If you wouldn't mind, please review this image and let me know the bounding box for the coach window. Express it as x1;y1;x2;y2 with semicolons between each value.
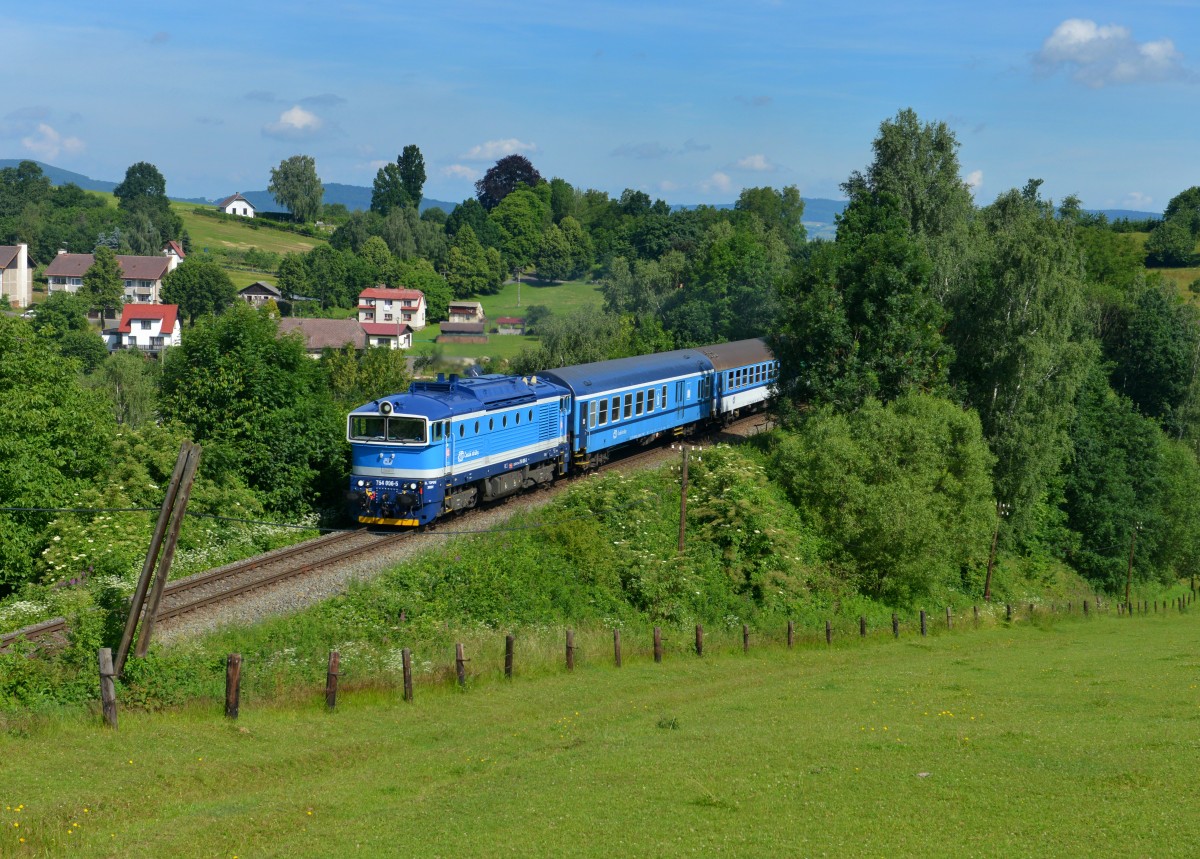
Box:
612;396;620;421
662;384;668;406
589;400;597;428
647;388;655;412
636;391;644;415
624;393;633;419
599;398;609;425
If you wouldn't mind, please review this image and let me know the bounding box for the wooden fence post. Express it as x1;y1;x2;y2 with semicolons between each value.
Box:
566;630;575;672
455;643;467;688
225;653;241;719
787;620;794;648
892;613;899;638
325;651;339;710
742;624;750;654
920;610;927;637
946;607;952;630
973;605;979;625
653;627;663;663
402;648;413;703
613;629;622;668
1006;603;1012;622
97;648;117;730
505;634;514;679
695;624;704;657
825;620;831;645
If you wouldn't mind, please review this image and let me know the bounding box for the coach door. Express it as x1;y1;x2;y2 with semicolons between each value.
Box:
676;380;685;419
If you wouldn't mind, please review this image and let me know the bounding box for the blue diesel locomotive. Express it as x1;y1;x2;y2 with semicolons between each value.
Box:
347;338;776;526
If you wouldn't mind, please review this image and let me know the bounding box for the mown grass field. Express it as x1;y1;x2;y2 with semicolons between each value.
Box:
170;202;326;258
4;610;1199;857
413;278;604;361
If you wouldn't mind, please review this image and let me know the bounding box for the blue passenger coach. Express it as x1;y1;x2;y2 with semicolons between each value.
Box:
698;339;777;423
541;348;713;469
348;373;570;526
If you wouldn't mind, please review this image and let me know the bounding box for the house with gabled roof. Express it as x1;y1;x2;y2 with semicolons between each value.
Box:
44;249;180;304
357;286;426;330
108;304;181;354
361;321;414;350
216;193;255;217
0;243;32;308
238;281;282;306
447;301;485;324
277;317;367;358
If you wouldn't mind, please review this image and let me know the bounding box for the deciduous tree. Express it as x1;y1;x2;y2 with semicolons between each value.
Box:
269;155;323;223
162;257;237;324
475;154;542;211
82;246;124;320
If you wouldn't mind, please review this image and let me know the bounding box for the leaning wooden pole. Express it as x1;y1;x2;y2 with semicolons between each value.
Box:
114;442;191;676
135;443;202;659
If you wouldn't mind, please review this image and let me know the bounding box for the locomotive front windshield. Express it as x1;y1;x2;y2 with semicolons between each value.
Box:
349;415;427;444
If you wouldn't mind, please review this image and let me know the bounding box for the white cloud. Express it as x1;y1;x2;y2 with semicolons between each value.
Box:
1122;191;1154;210
461;138;537;161
965;169;984;191
735;154;776;172
21;123;84;160
263;106;324;139
442;164;479;181
658;180;681;193
1036;19;1188;87
701;172;732;194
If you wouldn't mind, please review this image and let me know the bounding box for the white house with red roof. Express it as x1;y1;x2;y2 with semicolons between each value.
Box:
360;321;413;350
216;193;255;217
44;247;181;304
108;304;181;354
357;286;425;331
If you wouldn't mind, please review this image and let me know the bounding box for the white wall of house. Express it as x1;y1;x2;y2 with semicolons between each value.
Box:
1;244;32;308
122;318;181;350
220;199;255;217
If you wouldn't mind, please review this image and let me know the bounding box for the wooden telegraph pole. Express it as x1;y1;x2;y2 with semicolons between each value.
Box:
114;441;202;674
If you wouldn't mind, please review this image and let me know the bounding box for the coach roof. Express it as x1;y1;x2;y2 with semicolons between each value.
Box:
353;373;569;421
694;338;773;372
540;348;711;397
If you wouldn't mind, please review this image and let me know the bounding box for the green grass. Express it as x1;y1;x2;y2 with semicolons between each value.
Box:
172;202;326;258
4;609;1199;857
413;277;604;362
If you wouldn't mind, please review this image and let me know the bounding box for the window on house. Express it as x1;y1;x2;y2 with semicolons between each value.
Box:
139;320;152;330
384;313;393;321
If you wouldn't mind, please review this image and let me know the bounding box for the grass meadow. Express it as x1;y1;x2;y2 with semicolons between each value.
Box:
3;609;1199;857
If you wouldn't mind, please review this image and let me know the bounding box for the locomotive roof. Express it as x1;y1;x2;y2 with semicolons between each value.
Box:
694;338;774;371
540;348;711;396
353;373;568;420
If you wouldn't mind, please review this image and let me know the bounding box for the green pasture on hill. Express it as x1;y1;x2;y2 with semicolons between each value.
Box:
171;202;326;258
413;278;603;361
4;611;1200;857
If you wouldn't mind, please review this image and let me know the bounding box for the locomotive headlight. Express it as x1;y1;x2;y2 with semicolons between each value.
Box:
357;479;365;488
380;401;393;415
410;482;418;490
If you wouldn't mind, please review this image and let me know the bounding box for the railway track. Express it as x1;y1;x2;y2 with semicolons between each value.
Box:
1;412;771;653
1;528;413;653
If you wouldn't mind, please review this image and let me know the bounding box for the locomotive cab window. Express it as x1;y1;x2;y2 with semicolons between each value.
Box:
432;422;443;442
349;416;387;441
386;416;426;444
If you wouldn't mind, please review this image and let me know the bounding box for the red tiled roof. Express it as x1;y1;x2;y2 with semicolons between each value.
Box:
278;317;367;351
361;322;413;337
165;240;186;259
358;286;424;303
496;317;524;325
44;253;170;280
117;304;178;333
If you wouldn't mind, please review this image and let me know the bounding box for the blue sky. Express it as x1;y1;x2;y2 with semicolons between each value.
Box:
4;1;1197;212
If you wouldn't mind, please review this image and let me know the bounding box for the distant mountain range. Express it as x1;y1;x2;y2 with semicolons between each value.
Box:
0;159;1160;238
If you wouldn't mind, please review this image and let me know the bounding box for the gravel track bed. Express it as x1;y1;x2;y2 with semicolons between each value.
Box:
157;418;768;643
